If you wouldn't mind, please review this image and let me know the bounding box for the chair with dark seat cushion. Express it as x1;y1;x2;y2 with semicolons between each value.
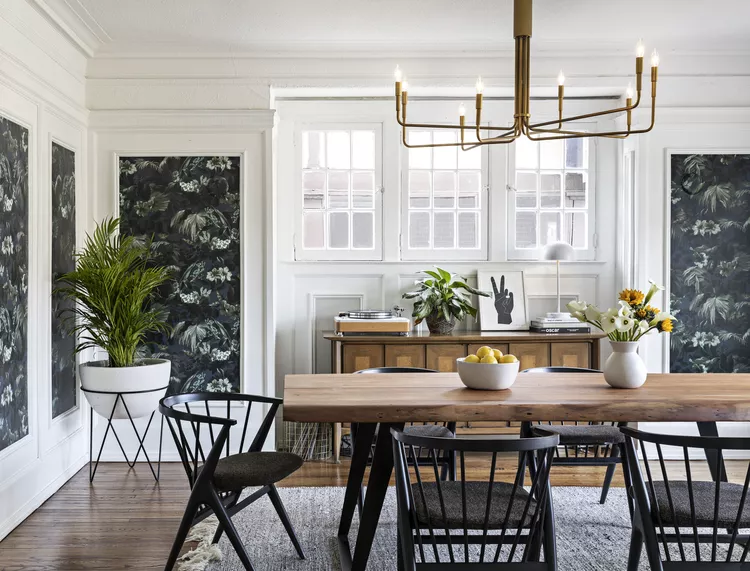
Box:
623;427;750;570
392;427;559;570
205;451;304;491
521;366;631;509
160;393;305;571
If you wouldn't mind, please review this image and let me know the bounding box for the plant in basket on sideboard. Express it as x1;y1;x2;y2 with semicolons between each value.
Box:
567;280;674;389
403;267;490;335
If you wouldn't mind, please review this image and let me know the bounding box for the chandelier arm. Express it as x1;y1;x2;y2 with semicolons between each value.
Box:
527;91;643;130
525;102;655;142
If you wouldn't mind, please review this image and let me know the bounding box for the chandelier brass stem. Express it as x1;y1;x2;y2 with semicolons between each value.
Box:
395;0;658;149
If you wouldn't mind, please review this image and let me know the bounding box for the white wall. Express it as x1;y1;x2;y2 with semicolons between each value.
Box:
0;0;89;541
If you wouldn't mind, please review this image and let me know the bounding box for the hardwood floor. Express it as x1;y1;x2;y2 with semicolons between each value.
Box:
0;457;745;570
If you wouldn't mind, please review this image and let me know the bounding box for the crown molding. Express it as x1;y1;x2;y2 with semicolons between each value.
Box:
26;0;107;57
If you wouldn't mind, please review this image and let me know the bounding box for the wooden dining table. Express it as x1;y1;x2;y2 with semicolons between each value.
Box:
283;371;750;571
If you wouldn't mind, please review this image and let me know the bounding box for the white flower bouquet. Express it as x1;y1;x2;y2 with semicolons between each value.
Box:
567;280;675;342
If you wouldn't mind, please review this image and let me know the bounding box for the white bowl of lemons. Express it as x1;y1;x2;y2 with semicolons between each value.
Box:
457;346;520;390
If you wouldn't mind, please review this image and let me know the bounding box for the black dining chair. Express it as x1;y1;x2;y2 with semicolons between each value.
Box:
160;393;305;571
622;427;750;570
391;426;560;570
520;366;632;509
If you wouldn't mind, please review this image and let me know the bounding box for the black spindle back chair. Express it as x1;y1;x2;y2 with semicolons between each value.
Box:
521;366;631;508
392;427;559;570
623;427;750;571
160;393;305;571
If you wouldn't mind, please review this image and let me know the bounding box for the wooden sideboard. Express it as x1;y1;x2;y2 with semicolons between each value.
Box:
323;330;604;461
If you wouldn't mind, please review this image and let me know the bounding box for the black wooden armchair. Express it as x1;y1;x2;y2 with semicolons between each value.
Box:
159;392;305;571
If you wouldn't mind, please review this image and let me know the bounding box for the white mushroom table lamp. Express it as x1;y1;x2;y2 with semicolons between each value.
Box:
542;241;575;319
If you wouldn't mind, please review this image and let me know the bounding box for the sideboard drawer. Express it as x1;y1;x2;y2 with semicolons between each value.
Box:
509;342;550;370
385;344;426;369
426;344;467;372
551;342;591;369
343;345;385;373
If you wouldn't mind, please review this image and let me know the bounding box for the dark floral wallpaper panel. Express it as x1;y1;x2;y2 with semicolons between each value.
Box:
51;142;77;418
670;154;750;373
0;115;29;452
119;156;241;394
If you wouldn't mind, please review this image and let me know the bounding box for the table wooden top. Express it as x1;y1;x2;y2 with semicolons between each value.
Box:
283;372;750;423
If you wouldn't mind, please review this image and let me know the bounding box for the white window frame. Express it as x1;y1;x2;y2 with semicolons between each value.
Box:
294;122;384;261
506;130;597;261
400;132;490;261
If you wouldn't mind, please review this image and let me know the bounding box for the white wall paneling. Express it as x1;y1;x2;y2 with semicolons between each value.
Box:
0;2;89;540
89;112;275;460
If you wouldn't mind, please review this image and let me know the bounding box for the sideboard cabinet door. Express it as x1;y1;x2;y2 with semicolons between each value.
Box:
426;345;467;372
343;345;385;373
385;344;426;369
509;343;550;370
551;342;591;369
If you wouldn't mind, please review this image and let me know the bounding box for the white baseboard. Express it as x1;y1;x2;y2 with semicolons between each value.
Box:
0;453;88;541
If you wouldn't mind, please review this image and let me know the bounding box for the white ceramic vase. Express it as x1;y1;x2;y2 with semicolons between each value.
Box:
603;341;647;389
80;358;171;419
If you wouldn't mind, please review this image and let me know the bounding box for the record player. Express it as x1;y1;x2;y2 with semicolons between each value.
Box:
334;309;411;336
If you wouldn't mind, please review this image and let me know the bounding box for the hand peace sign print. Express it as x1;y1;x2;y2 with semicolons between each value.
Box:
491;275;514;325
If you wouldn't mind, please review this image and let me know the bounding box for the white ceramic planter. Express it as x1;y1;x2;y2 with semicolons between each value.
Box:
80;358;171;419
603;341;647;389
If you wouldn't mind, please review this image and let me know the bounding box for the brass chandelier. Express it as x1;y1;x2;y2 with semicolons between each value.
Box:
395;0;659;149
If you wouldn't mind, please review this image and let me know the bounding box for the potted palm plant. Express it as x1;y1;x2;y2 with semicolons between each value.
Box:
403;267;490;334
56;217;172;419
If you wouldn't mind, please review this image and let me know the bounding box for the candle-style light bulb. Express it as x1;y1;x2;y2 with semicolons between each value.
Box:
475;76;484;94
394;65;403;82
636;39;645;58
651;49;660;67
458;103;466;117
401;78;409;92
557;70;565;86
626;83;634;99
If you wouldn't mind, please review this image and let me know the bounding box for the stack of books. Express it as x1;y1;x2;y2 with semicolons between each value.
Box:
530;316;590;334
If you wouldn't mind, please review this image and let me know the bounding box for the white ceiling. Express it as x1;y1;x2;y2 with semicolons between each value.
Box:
54;0;750;56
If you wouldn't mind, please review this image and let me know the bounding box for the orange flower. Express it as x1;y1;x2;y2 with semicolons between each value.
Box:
619;289;645;306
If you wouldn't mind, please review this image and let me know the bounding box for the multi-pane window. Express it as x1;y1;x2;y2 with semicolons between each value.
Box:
297;127;382;260
402;130;488;260
510;136;592;258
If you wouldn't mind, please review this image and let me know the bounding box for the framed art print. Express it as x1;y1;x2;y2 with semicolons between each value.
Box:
477;271;528;331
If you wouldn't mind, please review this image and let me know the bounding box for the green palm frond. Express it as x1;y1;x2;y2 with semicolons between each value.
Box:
54;217;172;368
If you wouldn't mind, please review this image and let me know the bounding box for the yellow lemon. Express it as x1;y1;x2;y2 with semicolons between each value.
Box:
492;348;503;360
480;355;498;364
499;354;518;364
464;354;480;363
476;346;493;359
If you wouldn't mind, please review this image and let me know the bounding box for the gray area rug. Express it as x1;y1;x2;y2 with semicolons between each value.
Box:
203;486;646;570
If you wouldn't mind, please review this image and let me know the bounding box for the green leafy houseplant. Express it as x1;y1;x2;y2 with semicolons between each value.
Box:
55;217;172;368
403;267;490;334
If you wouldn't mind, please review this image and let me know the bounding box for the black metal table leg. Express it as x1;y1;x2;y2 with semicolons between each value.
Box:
339;423;376;533
697;421;728;482
346;422;404;571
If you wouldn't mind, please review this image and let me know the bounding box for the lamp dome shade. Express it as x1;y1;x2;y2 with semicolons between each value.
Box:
542;241;575;261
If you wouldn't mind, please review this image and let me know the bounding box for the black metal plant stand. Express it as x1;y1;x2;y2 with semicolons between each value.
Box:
83;386;166;483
